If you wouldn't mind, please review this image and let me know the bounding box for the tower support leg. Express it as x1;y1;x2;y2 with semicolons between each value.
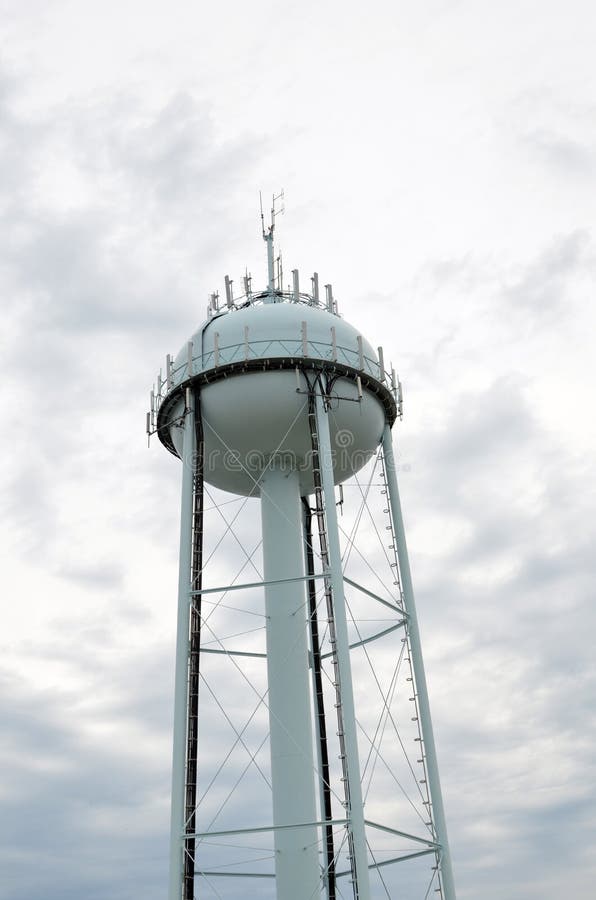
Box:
303;501;336;900
169;397;196;900
314;389;371;900
381;423;457;900
260;463;320;900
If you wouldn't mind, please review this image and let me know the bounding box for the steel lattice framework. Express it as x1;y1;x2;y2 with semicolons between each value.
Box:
149;207;456;900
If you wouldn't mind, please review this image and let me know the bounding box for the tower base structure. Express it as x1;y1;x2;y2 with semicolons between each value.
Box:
150;254;456;900
163;383;455;900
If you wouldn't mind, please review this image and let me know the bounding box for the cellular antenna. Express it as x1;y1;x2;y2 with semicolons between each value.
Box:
260;189;284;298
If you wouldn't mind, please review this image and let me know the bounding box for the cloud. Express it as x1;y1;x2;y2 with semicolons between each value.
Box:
1;5;596;898
522;127;596;175
503;230;592;314
0;663;170;900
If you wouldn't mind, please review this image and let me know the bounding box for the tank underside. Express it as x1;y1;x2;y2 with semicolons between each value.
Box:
157;357;397;495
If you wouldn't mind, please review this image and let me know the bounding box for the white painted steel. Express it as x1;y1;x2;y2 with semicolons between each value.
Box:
171;301;379;387
265;231;275;293
315;389;371;900
165;301;387;496
377;347;385;382
155;268;457;899
381;423;457;900
168;370;384;497
260;464;320;899
168;398;196;900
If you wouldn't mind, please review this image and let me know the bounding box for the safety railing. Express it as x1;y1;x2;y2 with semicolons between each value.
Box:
148;334;402;436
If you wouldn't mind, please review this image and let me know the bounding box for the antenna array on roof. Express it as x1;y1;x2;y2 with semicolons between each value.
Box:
204;195;341;319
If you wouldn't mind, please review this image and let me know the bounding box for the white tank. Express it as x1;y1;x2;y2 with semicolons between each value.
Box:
158;293;395;496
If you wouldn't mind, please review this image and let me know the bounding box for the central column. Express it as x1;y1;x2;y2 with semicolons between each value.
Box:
260;462;320;900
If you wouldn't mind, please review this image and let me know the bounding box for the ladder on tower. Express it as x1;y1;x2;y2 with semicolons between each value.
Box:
303;498;337;900
183;397;205;900
307;375;359;900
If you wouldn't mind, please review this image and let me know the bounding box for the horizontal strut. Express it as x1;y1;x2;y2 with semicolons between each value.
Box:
188;818;348;840
189;573;326;597
335;848;437;877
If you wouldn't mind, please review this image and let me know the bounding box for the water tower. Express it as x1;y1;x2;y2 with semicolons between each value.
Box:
148;198;456;900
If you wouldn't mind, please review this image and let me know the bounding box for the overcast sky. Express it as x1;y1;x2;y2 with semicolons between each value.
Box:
1;1;595;898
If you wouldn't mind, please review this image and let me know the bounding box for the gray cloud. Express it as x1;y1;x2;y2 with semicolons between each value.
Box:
521;128;596;176
1;6;595;898
503;230;592;314
0;666;169;900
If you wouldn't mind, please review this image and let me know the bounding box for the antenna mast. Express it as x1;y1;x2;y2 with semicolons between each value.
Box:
261;190;284;298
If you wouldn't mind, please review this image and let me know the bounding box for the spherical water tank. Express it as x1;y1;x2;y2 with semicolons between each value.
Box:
157;295;396;496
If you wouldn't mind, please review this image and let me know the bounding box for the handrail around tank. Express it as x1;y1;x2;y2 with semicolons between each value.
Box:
166;338;389;391
155;355;398;459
